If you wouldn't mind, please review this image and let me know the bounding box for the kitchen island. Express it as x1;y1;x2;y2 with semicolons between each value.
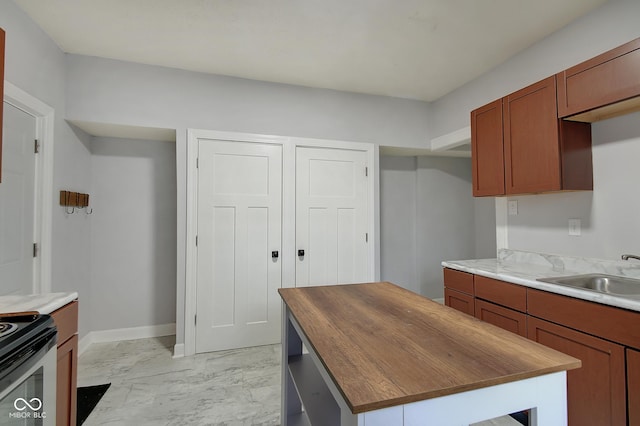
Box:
279;282;580;426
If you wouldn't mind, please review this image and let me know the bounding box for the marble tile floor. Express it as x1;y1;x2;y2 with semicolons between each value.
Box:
77;337;281;426
78;337;520;426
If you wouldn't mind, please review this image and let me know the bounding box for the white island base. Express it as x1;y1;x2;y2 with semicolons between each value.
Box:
282;308;569;426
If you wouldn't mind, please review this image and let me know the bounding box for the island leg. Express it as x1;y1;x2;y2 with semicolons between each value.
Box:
281;305;303;425
528;371;568;426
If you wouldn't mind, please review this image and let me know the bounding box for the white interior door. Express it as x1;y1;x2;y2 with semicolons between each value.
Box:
296;147;368;287
0;103;36;296
196;139;282;353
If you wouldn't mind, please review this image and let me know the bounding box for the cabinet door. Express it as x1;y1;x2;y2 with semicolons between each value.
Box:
444;288;474;316
471;99;504;196
57;334;78;426
528;317;626;426
557;38;640;121
504;76;561;194
629;348;640;426
475;299;526;337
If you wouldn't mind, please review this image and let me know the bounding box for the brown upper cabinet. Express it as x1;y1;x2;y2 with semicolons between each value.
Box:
472;76;593;196
1;27;5;183
557;38;640;122
471;99;504;196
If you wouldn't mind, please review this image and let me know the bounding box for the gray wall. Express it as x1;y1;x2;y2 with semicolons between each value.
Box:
0;2;94;337
431;0;640;261
65;55;432;148
64;54;434;345
379;156;419;293
506;113;640;259
430;0;640;139
380;156;496;299
90;137;177;331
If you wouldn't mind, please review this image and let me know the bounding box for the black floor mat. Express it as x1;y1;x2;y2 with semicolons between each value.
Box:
76;383;111;425
509;411;528;425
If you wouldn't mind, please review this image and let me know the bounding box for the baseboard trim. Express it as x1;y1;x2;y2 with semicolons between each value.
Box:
172;343;185;359
432;297;445;305
78;323;176;356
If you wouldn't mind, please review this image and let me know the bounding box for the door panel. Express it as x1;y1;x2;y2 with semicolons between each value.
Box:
0;103;36;295
296;147;368;287
196;140;282;353
528;316;626;426
628;348;640;426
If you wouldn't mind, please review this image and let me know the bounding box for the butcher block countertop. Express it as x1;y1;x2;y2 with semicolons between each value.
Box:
279;282;581;414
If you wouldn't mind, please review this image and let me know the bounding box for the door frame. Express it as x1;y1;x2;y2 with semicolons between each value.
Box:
3;82;55;293
184;129;378;356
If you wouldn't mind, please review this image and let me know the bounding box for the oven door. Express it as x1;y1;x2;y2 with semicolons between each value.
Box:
0;328;57;426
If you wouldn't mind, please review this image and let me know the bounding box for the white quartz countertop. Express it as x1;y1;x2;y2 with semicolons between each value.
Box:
0;292;78;315
442;250;640;312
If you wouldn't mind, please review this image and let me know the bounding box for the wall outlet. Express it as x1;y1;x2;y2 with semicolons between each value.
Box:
508;200;518;216
568;218;581;236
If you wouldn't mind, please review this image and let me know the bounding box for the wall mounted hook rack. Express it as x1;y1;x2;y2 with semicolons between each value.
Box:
60;190;92;214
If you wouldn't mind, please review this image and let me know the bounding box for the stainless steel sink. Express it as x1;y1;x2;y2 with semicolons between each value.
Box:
537;274;640;296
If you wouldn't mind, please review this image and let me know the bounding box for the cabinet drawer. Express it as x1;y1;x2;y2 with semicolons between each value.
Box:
558;38;640;120
443;268;473;295
475;299;527;337
51;301;78;346
474;276;526;312
444;288;474;317
527;289;640;349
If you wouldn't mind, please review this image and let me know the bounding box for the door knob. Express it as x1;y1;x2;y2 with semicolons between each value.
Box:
272;251;279;259
298;249;305;257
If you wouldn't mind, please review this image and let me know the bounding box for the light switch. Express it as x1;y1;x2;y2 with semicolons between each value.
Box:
568;219;581;236
508;200;518;216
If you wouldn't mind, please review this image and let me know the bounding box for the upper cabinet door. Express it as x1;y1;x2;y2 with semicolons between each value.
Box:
471;99;504;196
557;38;640;122
503;76;562;194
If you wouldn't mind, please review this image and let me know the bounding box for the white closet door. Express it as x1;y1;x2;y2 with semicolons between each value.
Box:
295;147;368;287
196;140;282;353
0;103;36;296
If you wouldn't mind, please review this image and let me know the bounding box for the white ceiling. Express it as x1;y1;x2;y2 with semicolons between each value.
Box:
15;0;608;102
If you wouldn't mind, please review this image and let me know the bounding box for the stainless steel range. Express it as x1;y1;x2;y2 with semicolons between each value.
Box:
0;314;57;425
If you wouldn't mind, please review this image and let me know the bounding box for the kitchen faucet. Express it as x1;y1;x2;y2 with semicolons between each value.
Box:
621;254;640;261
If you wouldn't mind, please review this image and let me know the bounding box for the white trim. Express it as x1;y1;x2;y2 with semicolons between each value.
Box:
172;343;185;359
495;197;509;253
430;126;471;151
184;129;378;356
372;145;381;281
78;323;176;356
431;297;445;304
185;130;199;357
3;82;55;294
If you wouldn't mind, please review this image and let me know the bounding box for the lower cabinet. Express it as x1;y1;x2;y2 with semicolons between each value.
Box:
474;299;526;337
629;348;640;426
444;288;474;316
443;268;639;425
528;316;627;426
57;334;78;426
51;301;79;426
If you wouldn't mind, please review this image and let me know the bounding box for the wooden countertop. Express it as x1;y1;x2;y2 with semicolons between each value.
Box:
279;282;580;414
